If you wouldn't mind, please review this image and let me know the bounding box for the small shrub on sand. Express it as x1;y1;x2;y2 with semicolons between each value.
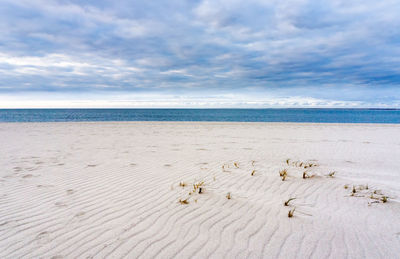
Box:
226;192;231;199
284;198;296;206
234;162;239;168
251;170;256;176
381;196;388;203
344;184;349;189
288;208;295;218
179;181;187;188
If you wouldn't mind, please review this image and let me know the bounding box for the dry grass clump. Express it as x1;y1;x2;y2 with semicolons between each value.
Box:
179;198;189;205
226;192;231;199
286;159;318;169
192;181;205;194
251;170;256;176
279;169;288;181
284;198;296;206
303;171;315;179
328;171;336;177
234;162;239;168
348;184;390;204
288;208;295;218
179;181;187;188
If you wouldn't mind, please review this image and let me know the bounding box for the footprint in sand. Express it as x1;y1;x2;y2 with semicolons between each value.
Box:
37;184;54;188
22;174;33;178
87;164;97;167
66;189;75;195
55;201;68;208
75;211;85;217
36;231;51;244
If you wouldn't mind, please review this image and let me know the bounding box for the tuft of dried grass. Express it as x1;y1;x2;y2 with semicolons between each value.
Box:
226;192;231;199
288;208;295;218
251;170;256;176
303;171;314;179
179;198;189;205
286;159;291;165
279;169;288;181
192;181;205;194
284;198;296;206
328;171;336;177
179;181;187;188
234;162;239;168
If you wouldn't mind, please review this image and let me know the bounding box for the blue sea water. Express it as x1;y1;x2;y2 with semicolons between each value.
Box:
0;109;399;123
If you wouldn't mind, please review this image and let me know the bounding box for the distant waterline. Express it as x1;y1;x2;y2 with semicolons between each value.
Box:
0;109;399;123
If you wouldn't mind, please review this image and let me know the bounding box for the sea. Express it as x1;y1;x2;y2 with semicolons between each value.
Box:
0;109;400;123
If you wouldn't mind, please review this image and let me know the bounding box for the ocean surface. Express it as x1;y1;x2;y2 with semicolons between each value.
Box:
0;109;399;123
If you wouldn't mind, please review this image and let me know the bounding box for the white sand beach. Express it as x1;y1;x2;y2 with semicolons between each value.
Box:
0;122;399;258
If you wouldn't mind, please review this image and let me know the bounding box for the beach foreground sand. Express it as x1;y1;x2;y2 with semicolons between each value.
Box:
0;122;399;258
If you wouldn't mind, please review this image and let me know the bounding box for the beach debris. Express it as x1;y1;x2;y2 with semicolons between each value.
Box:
284;198;296;206
288;208;295;218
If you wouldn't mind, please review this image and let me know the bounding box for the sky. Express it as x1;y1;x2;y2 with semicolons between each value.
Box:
0;0;400;108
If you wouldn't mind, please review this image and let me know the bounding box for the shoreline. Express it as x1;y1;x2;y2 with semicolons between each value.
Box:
1;120;400;125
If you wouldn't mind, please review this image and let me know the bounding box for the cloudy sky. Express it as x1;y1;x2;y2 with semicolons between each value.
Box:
1;0;400;108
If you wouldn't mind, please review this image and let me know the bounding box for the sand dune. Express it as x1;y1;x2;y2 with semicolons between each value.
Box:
0;122;399;258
